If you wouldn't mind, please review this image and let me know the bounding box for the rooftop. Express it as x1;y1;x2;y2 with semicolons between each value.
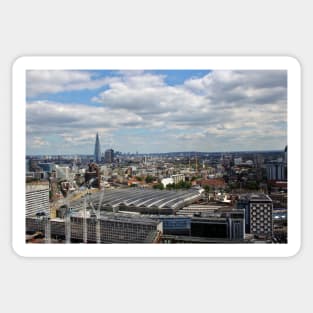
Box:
26;183;49;192
67;187;202;212
238;193;272;202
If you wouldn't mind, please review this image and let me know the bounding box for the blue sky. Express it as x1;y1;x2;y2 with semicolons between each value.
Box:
27;70;211;105
26;69;287;155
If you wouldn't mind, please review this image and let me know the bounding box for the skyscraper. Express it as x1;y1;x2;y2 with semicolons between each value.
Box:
104;149;114;163
94;132;101;163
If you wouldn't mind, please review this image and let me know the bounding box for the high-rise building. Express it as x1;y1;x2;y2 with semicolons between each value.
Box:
237;193;273;238
266;162;287;181
266;146;288;181
26;184;50;217
94;132;101;163
104;149;114;163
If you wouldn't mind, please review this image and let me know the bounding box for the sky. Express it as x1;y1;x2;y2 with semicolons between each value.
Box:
26;69;287;155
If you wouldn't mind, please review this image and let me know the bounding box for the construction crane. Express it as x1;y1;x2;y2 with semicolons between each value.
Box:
83;197;88;243
35;212;50;243
86;185;103;244
64;199;72;244
44;216;51;244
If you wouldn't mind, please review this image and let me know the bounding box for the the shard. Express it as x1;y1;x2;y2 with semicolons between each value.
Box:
94;132;101;163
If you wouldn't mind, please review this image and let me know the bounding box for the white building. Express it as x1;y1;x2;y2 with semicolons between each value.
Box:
171;174;185;185
161;177;174;188
234;157;242;165
26;184;50;217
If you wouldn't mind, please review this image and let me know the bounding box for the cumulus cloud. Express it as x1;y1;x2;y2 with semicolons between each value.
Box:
28;136;49;147
92;73;205;117
26;70;118;97
27;101;143;131
185;70;287;106
26;70;287;154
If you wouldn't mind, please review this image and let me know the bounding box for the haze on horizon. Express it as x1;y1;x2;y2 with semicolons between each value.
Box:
26;69;287;155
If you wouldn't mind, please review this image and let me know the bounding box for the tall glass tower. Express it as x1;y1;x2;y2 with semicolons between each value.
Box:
94;132;101;163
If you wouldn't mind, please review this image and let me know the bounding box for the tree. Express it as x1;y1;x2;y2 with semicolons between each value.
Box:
166;181;191;190
166;183;175;190
203;185;211;194
153;183;164;190
246;180;259;190
145;175;154;183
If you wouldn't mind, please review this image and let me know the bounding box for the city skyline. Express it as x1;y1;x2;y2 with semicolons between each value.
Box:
26;69;287;155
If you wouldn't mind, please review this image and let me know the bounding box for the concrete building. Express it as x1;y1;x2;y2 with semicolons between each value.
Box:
171;174;185;185
237;193;273;238
26;212;162;243
26;184;50;217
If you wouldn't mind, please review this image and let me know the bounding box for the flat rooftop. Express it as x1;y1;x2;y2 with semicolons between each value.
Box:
238;193;272;202
26;184;49;192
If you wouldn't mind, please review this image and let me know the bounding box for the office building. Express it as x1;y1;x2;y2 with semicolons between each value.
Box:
171;174;185;185
94;132;101;163
26;184;50;217
29;159;41;172
55;166;70;180
237;193;273;237
26;212;162;243
266;162;287;181
154;216;191;235
104;149;114;163
266;146;287;181
38;162;54;173
189;210;244;241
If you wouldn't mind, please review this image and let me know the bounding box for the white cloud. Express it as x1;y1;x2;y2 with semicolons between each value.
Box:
28;136;49;147
26;70;287;153
27;70;118;97
92;72;205;115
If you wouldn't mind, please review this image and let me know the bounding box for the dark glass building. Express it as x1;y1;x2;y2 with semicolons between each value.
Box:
105;149;114;163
